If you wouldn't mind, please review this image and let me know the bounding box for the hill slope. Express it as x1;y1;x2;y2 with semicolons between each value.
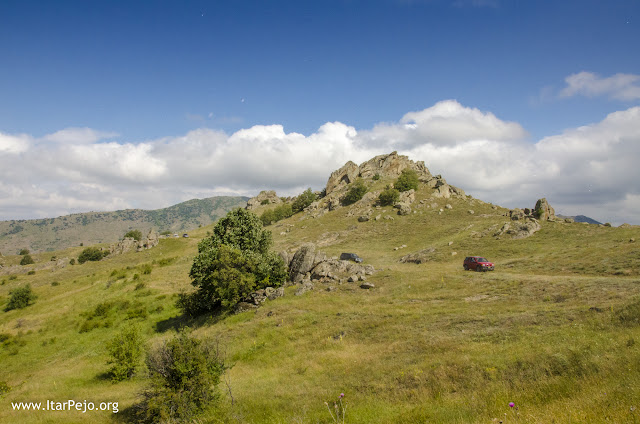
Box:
0;196;248;254
1;153;639;423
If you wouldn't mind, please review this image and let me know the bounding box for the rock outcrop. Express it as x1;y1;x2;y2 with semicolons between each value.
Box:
285;243;375;288
109;229;159;256
493;218;541;239
534;198;556;221
246;190;283;210
325;161;360;196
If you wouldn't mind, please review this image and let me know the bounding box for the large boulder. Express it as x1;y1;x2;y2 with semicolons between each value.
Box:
534;198;555;221
289;243;317;282
246;190;282;210
395;202;412;216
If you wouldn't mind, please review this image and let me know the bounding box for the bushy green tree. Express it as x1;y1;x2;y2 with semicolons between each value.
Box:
124;229;143;241
5;285;36;311
107;325;144;382
342;179;368;205
77;247;108;264
19;254;34;266
139;330;226;423
394;169;419;192
180;208;286;316
18;249;29;255
379;188;400;206
292;188;317;213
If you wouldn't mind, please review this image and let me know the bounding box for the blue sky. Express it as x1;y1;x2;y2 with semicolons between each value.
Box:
1;0;639;224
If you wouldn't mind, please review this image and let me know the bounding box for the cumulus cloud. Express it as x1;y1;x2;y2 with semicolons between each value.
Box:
0;101;639;225
0;132;31;154
560;71;640;101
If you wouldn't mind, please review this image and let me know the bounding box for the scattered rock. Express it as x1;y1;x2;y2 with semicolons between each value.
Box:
384;215;395;220
448;241;453;246
468;210;474;214
445;204;453;210
395;202;411;215
358;215;370;222
295;281;314;296
360;282;375;289
399;247;436;264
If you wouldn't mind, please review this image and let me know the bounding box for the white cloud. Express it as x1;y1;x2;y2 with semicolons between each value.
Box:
42;127;118;144
560;71;640;101
0;100;639;225
0;132;30;154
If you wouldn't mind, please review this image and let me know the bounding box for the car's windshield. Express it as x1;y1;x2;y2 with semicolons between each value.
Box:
477;258;489;262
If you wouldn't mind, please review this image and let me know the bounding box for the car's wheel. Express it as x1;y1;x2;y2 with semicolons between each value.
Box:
475;266;482;272
463;264;469;271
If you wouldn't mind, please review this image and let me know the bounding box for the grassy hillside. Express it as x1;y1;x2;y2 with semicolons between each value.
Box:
1;179;639;423
0;196;248;254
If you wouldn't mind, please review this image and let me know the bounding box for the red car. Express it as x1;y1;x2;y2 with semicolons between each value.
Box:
463;256;495;272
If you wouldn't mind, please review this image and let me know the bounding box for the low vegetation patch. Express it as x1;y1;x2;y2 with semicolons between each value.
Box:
5;284;36;311
106;325;144;382
78;246;109;264
342;178;368;205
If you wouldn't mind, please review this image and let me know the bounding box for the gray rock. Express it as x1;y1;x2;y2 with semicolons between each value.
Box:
289;243;317;282
294;281;314;296
360;282;375;289
399;247;436;264
395;202;411;215
534;198;556;221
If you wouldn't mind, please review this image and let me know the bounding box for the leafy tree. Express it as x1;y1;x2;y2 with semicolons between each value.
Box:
107;325;144;382
5;285;36;311
139;330;226;423
77;247;108;264
292;188;317;213
19;254;34;266
342;179;368;205
124;229;143;241
379;188;400;206
180;208;286;316
18;249;29;255
394;169;419;192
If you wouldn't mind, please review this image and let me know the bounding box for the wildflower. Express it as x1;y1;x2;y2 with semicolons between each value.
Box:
509;402;515;408
340;393;345;398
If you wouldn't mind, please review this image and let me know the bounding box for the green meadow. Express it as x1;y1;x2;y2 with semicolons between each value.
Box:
1;184;639;423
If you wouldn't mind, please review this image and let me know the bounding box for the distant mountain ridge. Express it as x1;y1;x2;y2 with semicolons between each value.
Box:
557;214;603;225
0;196;248;253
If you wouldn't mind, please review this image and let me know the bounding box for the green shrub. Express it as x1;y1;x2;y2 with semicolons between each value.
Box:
51;281;60;286
135;282;146;290
124;229;143;241
20;255;34;266
342;179;368;205
372;173;381;181
0;381;10;398
27;270;36;275
107;325;144;382
138;330;226;423
292;188;317;213
5;285;37;311
77;247;108;264
273;203;293;221
140;263;153;275
260;199;270;205
8;275;17;281
18;249;29;255
50;256;57;261
260;209;276;226
69;258;76;265
379;188;400;206
180;209;286;316
394;169;419;192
